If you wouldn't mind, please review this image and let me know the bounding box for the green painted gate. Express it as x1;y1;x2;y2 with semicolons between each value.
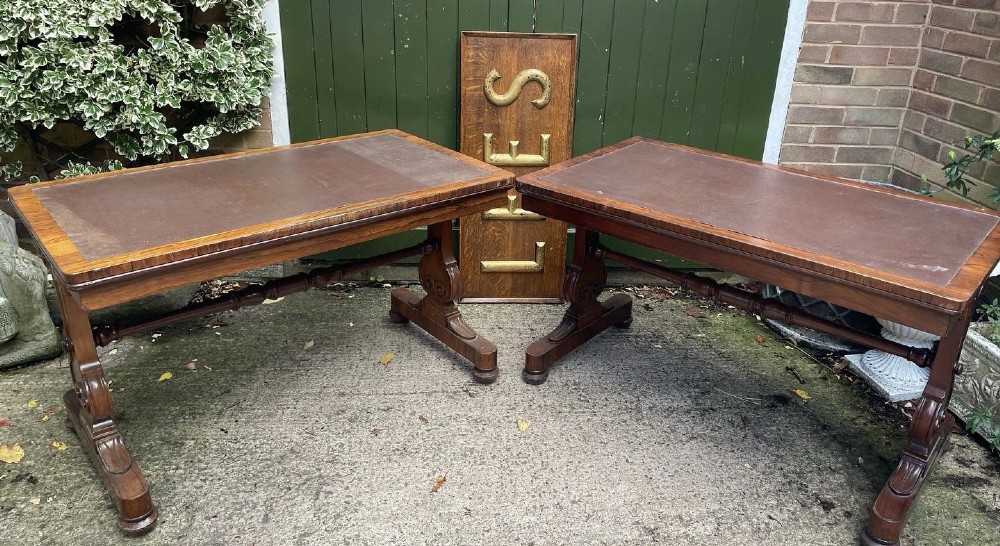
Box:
280;0;789;158
278;0;790;262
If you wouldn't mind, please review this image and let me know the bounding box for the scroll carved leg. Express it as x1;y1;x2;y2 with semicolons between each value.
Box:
523;229;633;384
390;222;499;383
862;306;972;546
55;282;157;535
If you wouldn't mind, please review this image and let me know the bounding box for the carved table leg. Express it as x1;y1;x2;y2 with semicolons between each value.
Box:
862;306;972;546
55;282;157;535
390;222;499;383
523;229;633;384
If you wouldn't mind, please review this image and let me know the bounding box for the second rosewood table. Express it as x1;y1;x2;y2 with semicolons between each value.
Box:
8;129;513;535
516;137;1000;546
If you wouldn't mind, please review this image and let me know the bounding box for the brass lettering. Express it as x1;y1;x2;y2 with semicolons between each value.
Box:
483;68;552;109
480;242;546;273
483;133;550;167
483;195;545;221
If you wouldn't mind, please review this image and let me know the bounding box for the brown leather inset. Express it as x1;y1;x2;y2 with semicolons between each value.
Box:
34;134;487;260
537;141;999;286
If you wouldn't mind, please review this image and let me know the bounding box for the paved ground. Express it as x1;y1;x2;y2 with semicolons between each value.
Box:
1;281;998;545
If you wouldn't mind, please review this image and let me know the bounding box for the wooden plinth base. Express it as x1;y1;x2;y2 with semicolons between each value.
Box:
64;389;157;536
390;287;498;383
863;403;956;546
524;294;633;384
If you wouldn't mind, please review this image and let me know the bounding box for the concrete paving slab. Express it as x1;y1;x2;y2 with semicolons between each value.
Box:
1;285;998;545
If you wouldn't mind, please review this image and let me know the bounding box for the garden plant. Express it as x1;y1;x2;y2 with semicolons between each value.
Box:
0;0;273;181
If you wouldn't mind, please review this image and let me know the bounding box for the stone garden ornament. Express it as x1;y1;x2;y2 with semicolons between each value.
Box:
0;212;61;369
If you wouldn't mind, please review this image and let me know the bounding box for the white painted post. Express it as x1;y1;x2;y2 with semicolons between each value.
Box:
263;0;291;146
762;0;808;165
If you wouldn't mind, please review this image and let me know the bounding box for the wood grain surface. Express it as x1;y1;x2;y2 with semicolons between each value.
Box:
458;32;576;300
10;130;514;308
518;137;1000;329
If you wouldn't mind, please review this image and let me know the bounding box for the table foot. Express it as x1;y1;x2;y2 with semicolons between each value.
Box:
523;229;632;384
55;281;157;535
65;389;158;536
524;295;632;383
389;222;498;383
391;288;498;383
863;306;970;546
863;399;954;546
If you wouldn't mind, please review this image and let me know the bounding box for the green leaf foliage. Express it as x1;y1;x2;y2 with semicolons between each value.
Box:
0;0;273;180
940;130;1000;202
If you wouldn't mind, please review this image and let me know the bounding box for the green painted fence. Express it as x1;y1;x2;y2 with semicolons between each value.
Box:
279;0;790;160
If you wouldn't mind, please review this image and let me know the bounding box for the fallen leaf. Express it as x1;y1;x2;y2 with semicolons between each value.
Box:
114;387;126;393
157;372;173;382
184;362;197;371
51;441;68;451
303;340;315;350
0;444;25;464
431;474;447;493
685;309;707;320
792;389;811;400
516;420;531;432
755;334;766;344
28;498;40;505
418;415;429;425
379;352;396;366
262;297;284;304
26;400;38;409
46;406;59;414
109;348;118;355
833;358;850;372
41;415;50;422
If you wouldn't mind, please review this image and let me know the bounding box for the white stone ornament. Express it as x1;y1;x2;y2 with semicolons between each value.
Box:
846;318;936;402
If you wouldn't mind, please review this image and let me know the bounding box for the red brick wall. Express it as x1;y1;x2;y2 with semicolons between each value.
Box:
894;0;1000;202
781;1;928;182
781;0;1000;205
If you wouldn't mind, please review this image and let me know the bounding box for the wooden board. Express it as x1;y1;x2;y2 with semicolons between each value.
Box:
458;31;577;301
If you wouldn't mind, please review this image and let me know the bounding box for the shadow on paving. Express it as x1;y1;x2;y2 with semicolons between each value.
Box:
1;285;998;545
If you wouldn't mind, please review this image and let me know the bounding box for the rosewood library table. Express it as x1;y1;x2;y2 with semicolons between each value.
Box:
516;138;1000;546
8;130;513;535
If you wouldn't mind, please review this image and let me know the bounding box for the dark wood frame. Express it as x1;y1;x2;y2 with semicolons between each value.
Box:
8;130;513;536
516;137;1000;546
